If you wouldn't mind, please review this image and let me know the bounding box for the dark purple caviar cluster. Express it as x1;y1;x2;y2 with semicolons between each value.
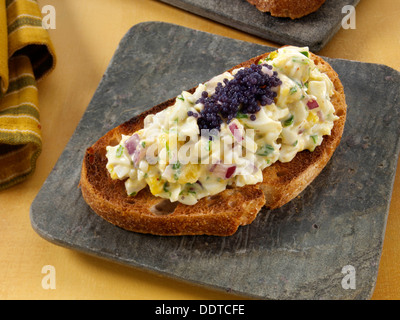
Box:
189;63;282;131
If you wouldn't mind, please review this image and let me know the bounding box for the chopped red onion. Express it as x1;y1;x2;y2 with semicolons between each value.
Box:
133;148;145;167
225;166;236;179
307;99;319;110
228;122;244;141
209;162;236;179
125;134;140;155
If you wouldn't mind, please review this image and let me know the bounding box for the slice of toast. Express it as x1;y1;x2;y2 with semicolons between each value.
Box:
246;0;326;19
80;50;346;236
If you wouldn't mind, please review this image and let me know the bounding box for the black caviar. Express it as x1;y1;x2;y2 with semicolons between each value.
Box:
192;63;282;131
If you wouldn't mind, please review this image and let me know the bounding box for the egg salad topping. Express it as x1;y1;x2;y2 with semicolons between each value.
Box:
106;46;338;205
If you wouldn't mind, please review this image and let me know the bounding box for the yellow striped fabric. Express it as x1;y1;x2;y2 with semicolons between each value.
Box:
0;0;56;190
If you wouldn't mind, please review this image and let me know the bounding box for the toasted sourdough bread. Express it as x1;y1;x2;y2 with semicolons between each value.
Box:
80;50;347;236
246;0;326;19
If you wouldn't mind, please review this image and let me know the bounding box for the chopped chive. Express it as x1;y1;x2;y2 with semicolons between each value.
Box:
300;51;309;58
129;192;137;197
141;141;146;148
311;135;318;144
292;58;309;65
257;144;274;157
289;86;298;95
283;115;294;127
236;111;249;119
206;140;212;151
172;161;181;170
293;140;298;147
183;183;197;195
177;95;184;101
163;182;169;191
116;145;124;158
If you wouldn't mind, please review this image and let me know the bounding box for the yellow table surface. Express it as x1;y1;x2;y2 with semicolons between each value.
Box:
1;0;399;300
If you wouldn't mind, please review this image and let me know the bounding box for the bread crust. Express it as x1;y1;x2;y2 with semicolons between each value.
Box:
246;0;326;19
80;49;346;236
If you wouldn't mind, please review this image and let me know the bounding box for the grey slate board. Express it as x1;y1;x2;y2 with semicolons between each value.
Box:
158;0;360;52
30;22;400;300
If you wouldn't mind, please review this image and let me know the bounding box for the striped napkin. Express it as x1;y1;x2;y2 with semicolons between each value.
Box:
0;0;56;190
